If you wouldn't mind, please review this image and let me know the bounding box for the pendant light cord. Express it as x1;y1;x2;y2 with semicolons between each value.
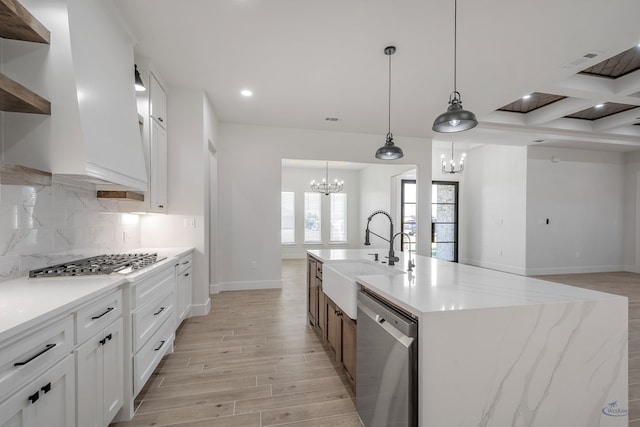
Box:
453;0;457;93
388;50;392;136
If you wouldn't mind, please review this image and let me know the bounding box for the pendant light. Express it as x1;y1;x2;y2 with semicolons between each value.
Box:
134;64;146;92
375;46;404;160
432;0;477;133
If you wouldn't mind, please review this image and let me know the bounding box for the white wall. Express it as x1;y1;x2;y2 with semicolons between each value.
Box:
359;164;417;252
525;146;625;275
459;145;528;275
218;123;431;291
624;151;640;272
281;166;361;259
140;87;216;315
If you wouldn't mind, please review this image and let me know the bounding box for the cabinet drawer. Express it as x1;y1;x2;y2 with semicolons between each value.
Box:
132;266;174;310
76;289;123;345
177;253;193;274
0;315;74;402
132;289;174;351
133;316;175;396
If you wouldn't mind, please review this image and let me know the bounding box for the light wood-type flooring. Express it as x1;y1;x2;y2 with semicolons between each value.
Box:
539;272;640;426
111;259;361;427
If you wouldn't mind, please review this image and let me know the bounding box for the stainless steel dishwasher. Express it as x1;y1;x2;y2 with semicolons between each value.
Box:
356;290;418;427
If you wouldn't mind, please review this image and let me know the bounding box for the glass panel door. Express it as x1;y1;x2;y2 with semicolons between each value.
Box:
431;181;458;262
401;180;417;254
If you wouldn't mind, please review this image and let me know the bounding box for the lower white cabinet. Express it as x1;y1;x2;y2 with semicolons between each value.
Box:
0;355;75;427
76;318;123;427
175;252;193;325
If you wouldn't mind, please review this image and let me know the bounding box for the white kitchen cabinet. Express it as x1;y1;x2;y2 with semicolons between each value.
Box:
175;253;193;325
76;318;123;427
0;316;74;403
149;119;168;213
0;355;75;427
149;73;167;129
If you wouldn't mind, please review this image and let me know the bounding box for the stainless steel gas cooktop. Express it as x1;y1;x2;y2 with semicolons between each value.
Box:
29;253;167;278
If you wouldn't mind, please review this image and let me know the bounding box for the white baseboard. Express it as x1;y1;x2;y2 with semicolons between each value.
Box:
190;297;211;316
623;264;639;273
219;279;283;291
209;283;220;294
525;264;627;276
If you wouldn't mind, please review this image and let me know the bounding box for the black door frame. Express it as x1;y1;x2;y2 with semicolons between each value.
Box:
432;180;459;262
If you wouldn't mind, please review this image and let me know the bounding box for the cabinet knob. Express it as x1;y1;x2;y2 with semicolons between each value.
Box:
158;205;164;208
158;117;164;122
28;391;39;404
184;273;190;277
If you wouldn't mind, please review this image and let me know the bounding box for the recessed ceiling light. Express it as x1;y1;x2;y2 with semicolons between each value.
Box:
240;89;253;97
594;103;605;108
522;94;531;100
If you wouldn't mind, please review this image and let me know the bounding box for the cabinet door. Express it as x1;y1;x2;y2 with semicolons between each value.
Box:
150;119;168;213
307;257;317;326
76;335;102;427
341;315;357;383
183;268;192;319
149;73;167;128
326;298;341;358
176;267;192;324
0;355;74;427
102;318;124;425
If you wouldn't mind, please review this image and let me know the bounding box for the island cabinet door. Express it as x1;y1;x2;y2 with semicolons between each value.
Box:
307;257;317;326
341;315;356;383
326;298;342;360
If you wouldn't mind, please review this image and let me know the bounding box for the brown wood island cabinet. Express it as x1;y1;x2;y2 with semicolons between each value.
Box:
306;254;357;390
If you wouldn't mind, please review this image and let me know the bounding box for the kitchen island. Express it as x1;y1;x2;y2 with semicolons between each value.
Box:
309;249;628;427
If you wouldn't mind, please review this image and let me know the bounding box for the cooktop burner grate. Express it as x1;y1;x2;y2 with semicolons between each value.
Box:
29;253;166;278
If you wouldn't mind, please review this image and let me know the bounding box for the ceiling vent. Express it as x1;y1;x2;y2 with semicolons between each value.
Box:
563;52;600;69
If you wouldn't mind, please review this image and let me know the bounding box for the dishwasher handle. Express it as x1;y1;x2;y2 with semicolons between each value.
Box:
358;302;415;349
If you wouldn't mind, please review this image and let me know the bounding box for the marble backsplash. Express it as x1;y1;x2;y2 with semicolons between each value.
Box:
0;177;141;281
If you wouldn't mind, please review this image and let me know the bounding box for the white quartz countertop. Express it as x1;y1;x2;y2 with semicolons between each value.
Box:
308;249;624;316
0;247;194;341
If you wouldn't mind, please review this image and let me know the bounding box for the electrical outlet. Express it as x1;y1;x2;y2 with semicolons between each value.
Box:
183;217;196;228
251;261;257;269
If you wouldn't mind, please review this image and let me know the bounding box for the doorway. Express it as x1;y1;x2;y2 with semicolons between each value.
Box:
432;181;458;262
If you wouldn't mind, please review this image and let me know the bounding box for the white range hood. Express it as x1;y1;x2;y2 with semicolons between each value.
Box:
1;0;148;190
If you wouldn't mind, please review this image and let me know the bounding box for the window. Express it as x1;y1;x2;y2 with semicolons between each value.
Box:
330;193;347;243
304;192;321;243
281;192;295;244
401;180;417;254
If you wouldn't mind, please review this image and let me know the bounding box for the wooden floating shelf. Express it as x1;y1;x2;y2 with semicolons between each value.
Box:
0;0;50;44
1;162;52;186
97;191;145;202
0;72;51;114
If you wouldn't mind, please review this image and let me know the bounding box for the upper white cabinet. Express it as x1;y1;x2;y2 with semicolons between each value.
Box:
149;73;167;129
149;119;168;213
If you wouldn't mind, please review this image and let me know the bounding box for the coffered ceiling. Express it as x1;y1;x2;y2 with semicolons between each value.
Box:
113;0;640;153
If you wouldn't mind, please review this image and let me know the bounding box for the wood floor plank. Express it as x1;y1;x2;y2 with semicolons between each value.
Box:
260;398;356;426
110;401;234;426
267;413;363;427
234;387;352;414
136;385;272;414
163;413;261;427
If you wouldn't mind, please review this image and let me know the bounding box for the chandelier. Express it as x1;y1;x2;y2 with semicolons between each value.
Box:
311;162;344;195
441;142;465;174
